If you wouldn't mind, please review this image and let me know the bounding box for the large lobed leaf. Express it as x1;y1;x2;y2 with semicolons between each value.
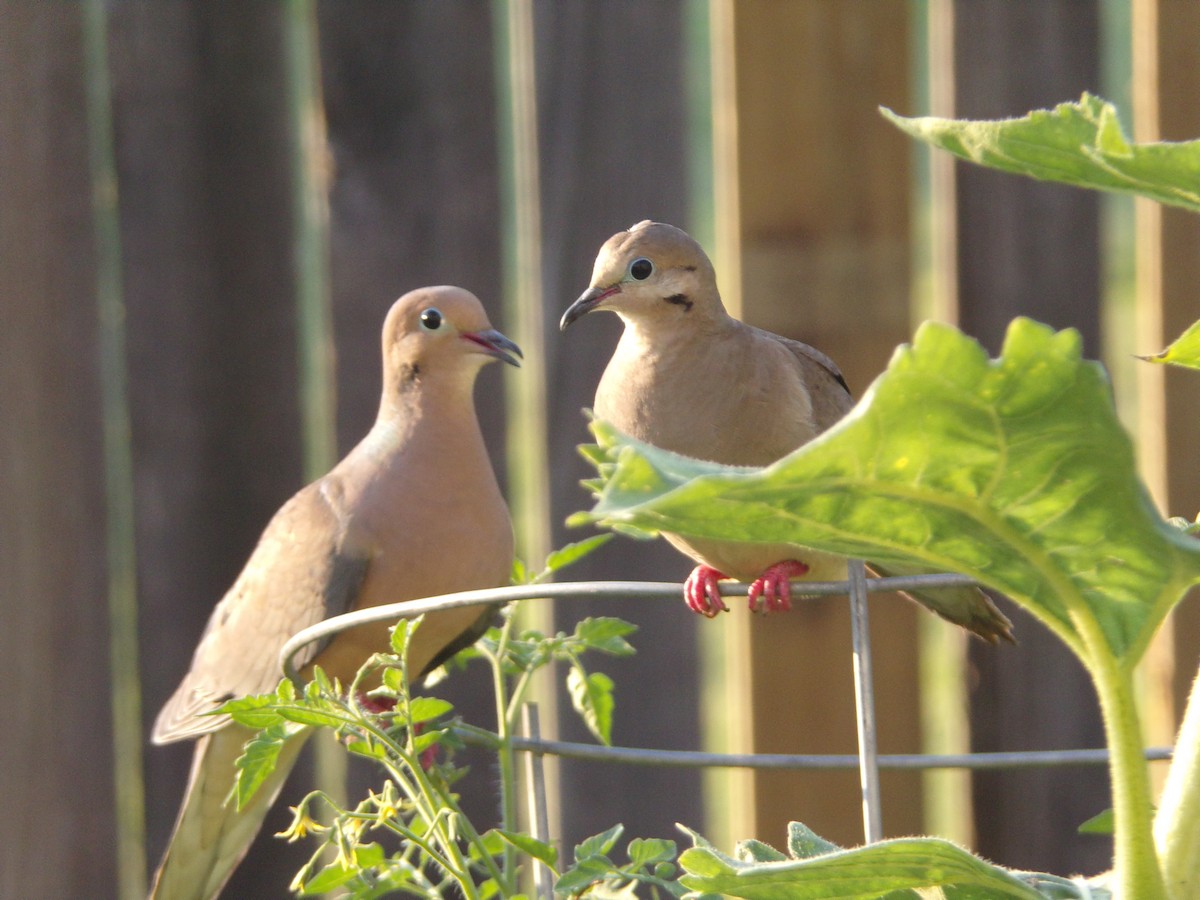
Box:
882;93;1200;213
575;319;1200;666
677;824;1103;899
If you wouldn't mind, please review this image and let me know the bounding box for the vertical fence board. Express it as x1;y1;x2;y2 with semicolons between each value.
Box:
953;0;1112;877
316;0;507;832
716;1;922;847
1132;0;1200;732
108;5;314;892
0;5;117;897
537;0;705;852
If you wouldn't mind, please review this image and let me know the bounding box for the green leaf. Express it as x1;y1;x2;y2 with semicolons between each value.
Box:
496;828;559;869
736;840;788;864
1139;318;1200;371
882;93;1200;213
577;318;1200;667
405;696;454;725
233;722;302;808
678;836;1046;899
1078;808;1115;835
542;534;613;575
568;667;616;746
786;822;841;860
573;616;638;655
627;837;676;869
389;617;418;656
556;856;617;894
220;693;286;730
576;824;626;862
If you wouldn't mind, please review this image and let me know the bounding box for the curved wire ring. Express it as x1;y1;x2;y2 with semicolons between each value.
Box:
279;573;978;682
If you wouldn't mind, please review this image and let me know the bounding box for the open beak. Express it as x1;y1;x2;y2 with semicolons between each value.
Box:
462;329;523;367
560;285;620;331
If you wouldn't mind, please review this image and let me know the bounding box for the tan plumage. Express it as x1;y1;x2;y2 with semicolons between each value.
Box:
150;286;520;899
561;220;1011;641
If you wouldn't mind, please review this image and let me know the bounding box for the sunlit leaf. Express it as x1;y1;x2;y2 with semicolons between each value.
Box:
883;93;1200;213
576;319;1200;667
233;722;303;808
543;534;614;574
576;824;626;862
679;835;1046;899
574;616;638;655
568;667;616;746
1139;319;1200;371
496;828;559;869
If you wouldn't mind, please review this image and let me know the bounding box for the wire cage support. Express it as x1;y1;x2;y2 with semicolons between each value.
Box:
279;571;1174;855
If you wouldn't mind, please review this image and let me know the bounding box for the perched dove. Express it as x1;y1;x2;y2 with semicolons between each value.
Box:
561;220;1011;642
150;286;521;899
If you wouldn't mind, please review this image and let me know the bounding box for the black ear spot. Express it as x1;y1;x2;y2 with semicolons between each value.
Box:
665;293;694;312
629;257;654;280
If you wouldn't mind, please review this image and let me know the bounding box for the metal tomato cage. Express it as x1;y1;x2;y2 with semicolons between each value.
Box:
281;565;1173;897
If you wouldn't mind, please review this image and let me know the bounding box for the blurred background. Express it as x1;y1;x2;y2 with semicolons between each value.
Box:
3;1;1200;897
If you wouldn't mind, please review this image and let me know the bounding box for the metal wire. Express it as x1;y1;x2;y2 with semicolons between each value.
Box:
278;572;1172;848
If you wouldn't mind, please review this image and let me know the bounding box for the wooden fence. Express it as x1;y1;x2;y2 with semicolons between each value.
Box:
1;2;1196;897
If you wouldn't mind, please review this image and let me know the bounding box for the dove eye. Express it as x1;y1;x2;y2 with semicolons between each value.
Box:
629;257;654;281
419;308;443;331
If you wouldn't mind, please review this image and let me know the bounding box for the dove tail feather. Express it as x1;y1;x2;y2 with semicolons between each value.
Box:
149;726;308;900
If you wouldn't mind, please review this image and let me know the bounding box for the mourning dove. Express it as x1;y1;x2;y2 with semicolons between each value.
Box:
150;286;521;899
561;220;1011;642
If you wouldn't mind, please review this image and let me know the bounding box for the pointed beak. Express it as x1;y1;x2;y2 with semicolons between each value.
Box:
560;285;620;331
462;329;523;367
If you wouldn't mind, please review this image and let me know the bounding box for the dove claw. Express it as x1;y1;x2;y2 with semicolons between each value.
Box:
747;560;810;614
684;565;728;617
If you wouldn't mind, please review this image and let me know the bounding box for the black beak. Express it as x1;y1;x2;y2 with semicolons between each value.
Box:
560;285;620;331
463;329;523;367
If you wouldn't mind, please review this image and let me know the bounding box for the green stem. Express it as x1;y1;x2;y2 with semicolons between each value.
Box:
490;612;520;880
1088;645;1166;898
1155;665;1200;899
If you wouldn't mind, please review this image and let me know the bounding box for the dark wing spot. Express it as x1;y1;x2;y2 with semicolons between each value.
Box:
665;293;694;312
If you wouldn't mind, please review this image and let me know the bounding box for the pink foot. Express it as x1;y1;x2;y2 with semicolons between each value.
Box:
684;565;729;617
747;560;810;614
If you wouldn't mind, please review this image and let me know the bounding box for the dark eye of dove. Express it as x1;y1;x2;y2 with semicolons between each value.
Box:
419;308;443;331
628;257;654;281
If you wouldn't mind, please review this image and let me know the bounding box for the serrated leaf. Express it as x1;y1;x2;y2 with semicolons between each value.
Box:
556;856;617;894
627;837;676;869
405;696;454;725
219;693;286;730
234;723;302;808
276;705;351;729
736;840;787;864
390;617;418;656
883;93;1200;213
568;667;616;745
574;616;638;655
543;534;614;574
576;824;625;862
678;837;1045;899
787;822;841;860
576;318;1200;668
496;828;559;869
1139;318;1200;371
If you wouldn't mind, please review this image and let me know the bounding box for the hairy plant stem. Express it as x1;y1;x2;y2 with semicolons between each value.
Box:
1156;664;1200;899
1083;634;1166;899
489;611;521;881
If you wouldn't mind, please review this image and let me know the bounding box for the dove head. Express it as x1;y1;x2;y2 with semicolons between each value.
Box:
560;220;726;332
381;286;521;403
